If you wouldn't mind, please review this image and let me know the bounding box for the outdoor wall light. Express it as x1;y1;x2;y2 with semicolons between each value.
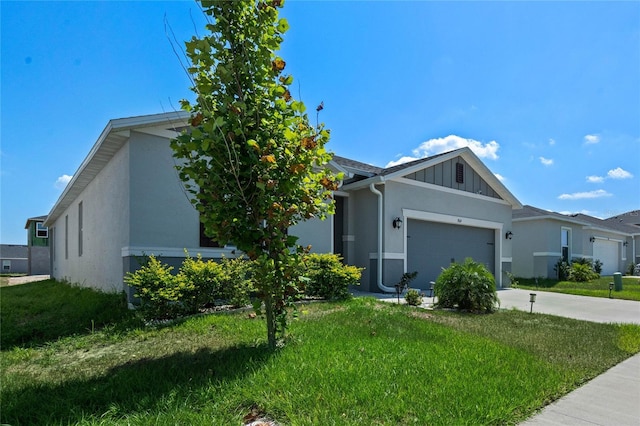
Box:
505;231;513;240
392;217;403;229
623;241;628;247
529;293;537;313
589;237;596;243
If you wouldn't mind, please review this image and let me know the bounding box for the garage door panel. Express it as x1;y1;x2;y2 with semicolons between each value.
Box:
407;220;495;285
593;240;618;275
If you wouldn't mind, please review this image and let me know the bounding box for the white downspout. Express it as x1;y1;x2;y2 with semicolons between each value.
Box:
369;183;396;293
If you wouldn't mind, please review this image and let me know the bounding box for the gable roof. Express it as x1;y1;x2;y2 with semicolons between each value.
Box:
44;112;189;226
514;205;640;236
332;156;384;178
340;147;522;209
605;210;640;228
24;215;47;229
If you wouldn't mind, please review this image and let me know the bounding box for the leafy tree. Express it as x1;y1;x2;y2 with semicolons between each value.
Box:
171;0;340;349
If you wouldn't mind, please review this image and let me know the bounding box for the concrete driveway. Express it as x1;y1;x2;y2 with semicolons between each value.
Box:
497;288;640;324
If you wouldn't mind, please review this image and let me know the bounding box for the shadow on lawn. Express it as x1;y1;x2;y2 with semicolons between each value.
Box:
1;343;273;425
1;280;142;349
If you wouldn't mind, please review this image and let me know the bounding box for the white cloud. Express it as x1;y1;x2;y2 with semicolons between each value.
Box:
607;167;633;179
412;135;500;160
494;173;505;182
385;156;419;168
54;174;72;190
586;175;604;183
558;189;612;200
559;209;600;217
384;135;500;168
539;156;553;166
584;134;600;144
548;138;556;146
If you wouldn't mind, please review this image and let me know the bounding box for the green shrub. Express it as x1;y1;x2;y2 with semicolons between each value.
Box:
219;257;255;307
395;271;418;295
303;253;362;300
179;254;226;311
404;288;423;306
434;258;498;313
569;263;600;282
125;255;194;319
554;259;570;281
593;259;603;274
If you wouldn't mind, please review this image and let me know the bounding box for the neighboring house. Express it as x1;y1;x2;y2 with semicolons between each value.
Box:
24;215;51;275
0;244;28;274
44;112;522;301
605;210;640;229
512;205;639;278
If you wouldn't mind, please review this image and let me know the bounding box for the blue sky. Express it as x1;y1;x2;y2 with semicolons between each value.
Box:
2;0;639;245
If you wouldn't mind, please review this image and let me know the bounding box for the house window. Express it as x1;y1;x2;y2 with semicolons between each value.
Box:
455;163;464;184
36;222;49;238
78;202;83;257
2;260;11;271
65;215;69;260
561;228;570;262
199;221;221;248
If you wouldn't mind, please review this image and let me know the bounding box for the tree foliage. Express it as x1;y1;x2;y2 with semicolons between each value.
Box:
171;0;341;348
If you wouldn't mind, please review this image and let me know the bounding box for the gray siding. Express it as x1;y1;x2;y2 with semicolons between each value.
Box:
403;156;502;200
128;131;200;248
289;215;332;254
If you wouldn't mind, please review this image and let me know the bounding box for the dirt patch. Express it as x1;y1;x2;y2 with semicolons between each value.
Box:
410;311;433;320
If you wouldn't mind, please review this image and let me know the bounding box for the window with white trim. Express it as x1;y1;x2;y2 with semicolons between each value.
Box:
36;222;48;238
561;228;570;263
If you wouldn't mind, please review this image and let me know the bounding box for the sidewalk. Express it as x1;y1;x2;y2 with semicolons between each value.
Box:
353;289;640;425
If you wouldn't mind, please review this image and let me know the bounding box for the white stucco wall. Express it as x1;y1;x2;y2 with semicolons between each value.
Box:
50;141;130;293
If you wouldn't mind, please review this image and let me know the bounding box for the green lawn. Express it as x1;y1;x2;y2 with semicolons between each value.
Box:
2;281;640;425
516;276;640;301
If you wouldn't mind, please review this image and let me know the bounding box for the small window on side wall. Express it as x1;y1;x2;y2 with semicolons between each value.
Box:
36;222;49;238
455;163;464;184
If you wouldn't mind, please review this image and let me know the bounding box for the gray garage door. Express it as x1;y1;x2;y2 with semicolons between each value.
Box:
406;219;495;286
593;239;619;275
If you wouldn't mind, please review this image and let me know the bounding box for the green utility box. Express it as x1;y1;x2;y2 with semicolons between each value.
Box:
613;272;623;291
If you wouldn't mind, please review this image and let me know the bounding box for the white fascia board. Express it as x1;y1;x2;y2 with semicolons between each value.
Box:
341;175;384;191
328;159;350;177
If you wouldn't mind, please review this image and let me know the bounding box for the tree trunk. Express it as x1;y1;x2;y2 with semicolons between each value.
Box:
264;293;277;350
